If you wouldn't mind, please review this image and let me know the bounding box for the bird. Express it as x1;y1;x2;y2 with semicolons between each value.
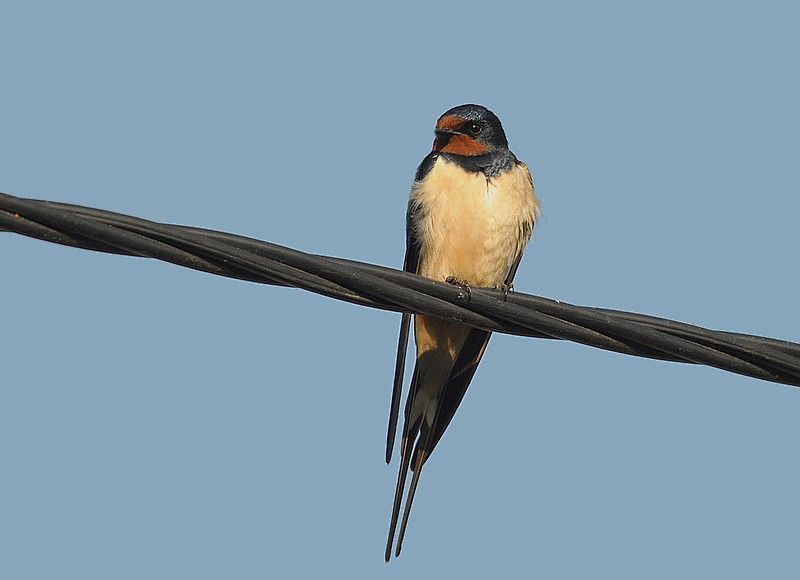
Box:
385;104;539;560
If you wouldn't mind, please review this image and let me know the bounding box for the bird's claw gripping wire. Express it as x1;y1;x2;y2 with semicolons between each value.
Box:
445;275;472;303
494;282;513;301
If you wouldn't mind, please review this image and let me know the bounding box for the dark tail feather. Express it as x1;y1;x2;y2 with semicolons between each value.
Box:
386;313;412;464
395;424;434;557
386;367;424;561
385;433;415;562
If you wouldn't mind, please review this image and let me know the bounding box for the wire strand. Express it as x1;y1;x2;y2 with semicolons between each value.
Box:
2;191;799;388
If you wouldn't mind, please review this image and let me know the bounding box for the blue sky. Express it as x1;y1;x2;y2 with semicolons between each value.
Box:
2;2;799;578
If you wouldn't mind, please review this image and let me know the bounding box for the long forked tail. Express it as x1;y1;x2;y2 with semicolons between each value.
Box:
385;326;491;560
385;385;439;561
385;433;414;561
385;366;426;561
394;429;433;557
385;421;436;560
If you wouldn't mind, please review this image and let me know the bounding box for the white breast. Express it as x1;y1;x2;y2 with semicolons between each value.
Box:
410;156;538;287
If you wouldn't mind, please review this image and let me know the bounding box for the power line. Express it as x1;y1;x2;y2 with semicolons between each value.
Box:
2;191;799;387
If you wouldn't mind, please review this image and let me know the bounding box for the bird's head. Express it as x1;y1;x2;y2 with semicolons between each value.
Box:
432;104;509;156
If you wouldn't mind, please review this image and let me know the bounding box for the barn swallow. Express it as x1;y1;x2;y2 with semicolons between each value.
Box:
385;104;539;560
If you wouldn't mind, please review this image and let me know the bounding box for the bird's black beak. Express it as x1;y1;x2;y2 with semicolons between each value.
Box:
433;128;458;151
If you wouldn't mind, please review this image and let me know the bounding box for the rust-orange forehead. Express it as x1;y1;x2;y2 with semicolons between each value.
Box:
435;115;465;130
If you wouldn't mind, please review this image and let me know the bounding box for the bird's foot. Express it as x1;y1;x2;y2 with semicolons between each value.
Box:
445;275;472;303
494;282;514;301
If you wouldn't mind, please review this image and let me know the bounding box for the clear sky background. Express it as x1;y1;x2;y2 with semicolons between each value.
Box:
2;2;799;578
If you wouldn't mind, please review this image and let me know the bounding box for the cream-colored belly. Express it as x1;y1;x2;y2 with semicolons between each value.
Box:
411;156;537;287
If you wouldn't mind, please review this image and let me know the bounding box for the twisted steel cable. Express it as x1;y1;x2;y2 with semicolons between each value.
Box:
2;191;799;388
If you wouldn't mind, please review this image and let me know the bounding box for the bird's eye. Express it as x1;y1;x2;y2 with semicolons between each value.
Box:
467;123;483;135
